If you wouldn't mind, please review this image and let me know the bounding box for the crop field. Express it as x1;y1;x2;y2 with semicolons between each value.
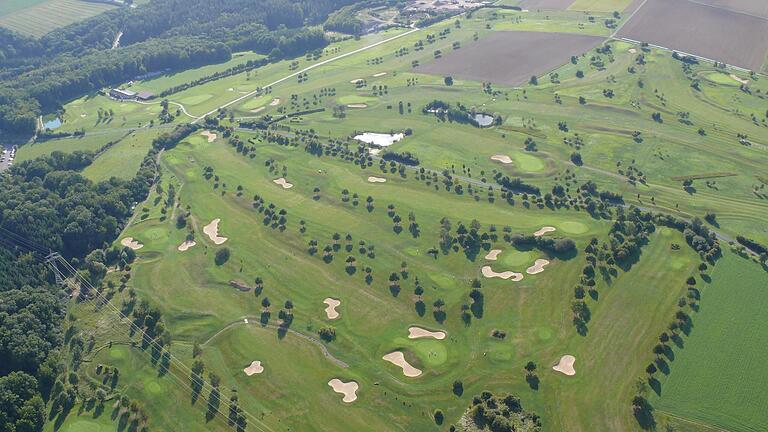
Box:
652;251;768;431
694;0;768;18
567;0;633;12
0;0;117;37
415;31;604;86
28;4;768;432
617;0;768;70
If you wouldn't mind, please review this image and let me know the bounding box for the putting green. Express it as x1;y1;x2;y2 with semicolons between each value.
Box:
338;94;378;105
559;221;589;234
701;72;740;86
501;250;535;267
177;94;213;105
56;419;115;432
239;95;272;110
142;226;168;242
145;380;163;395
537;327;554;341
109;346;126;359
409;339;448;367
513;152;545;172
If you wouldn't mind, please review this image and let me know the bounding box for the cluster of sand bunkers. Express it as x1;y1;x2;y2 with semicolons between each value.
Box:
480;226;555;282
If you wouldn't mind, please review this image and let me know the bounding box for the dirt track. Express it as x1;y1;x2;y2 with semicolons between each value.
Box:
416;31;603;86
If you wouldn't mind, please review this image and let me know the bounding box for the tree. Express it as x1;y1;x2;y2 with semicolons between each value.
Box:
434;409;444;425
444;76;453;86
529;75;538;85
214;247;230;265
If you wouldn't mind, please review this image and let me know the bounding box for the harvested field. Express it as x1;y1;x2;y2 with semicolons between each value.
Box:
416;31;603;86
617;0;768;70
693;0;768;19
518;0;576;10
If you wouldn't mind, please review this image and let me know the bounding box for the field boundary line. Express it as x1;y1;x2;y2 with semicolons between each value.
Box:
192;26;420;122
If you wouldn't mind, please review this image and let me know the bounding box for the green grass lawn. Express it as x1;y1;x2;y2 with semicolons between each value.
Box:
652;251;768;432
568;0;633;12
33;7;768;432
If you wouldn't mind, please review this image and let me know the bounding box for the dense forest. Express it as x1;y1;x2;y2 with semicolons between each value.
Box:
0;0;363;134
0;122;199;431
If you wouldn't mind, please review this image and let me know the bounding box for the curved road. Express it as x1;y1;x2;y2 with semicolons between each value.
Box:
202;316;349;369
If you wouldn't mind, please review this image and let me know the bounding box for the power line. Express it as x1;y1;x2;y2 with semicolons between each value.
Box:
0;230;274;432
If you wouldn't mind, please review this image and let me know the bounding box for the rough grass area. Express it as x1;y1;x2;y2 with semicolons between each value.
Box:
568;0;632;12
653;251;768;432
0;0;116;37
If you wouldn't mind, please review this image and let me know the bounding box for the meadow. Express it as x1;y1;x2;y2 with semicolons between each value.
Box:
27;3;768;432
652;250;768;432
0;0;117;37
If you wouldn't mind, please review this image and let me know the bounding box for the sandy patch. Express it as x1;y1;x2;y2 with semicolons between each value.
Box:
484;249;502;261
350;78;364;84
347;103;368;108
201;130;217;142
177;240;196;251
227;88;234;92
491;154;513;164
382;351;422;377
323;298;341;320
328;379;358;403
250;107;264;113
80;113;87;118
273;178;293;189
526;259;550;275
269;98;281;106
369;148;382;156
481;265;523;281
367;176;387;183
553;355;576;376
408;326;446;340
533;226;556;237
243;360;264;376
730;74;749;85
628;48;637;54
373;72;387;77
120;237;143;250
203;218;228;245
354;132;404;147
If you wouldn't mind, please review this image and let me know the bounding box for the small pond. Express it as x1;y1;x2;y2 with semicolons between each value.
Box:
474;113;495;127
43;117;62;130
353;132;404;147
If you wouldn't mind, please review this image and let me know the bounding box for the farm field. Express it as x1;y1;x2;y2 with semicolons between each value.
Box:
617;0;768;70
415;31;604;86
568;0;633;12
652;250;768;432
0;0;117;37
18;4;768;432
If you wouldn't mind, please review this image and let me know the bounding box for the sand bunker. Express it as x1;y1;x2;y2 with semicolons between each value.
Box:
382;351;422;377
354;132;404;147
367;176;387;183
201;130;217;142
408;326;446;340
484;249;502;261
526;259;550;275
553;355;576;376
347;103;368;108
250;107;265;113
628;48;637;54
177;240;196;251
323;298;341;320
533;226;556;237
227;88;234;92
491;155;513;164
373;72;387;77
328;379;359;403
203;218;228;245
481;265;523;281
730;74;749;85
269;98;281;106
120;237;143;250
350;78;364;84
243;361;264;376
273;178;293;189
